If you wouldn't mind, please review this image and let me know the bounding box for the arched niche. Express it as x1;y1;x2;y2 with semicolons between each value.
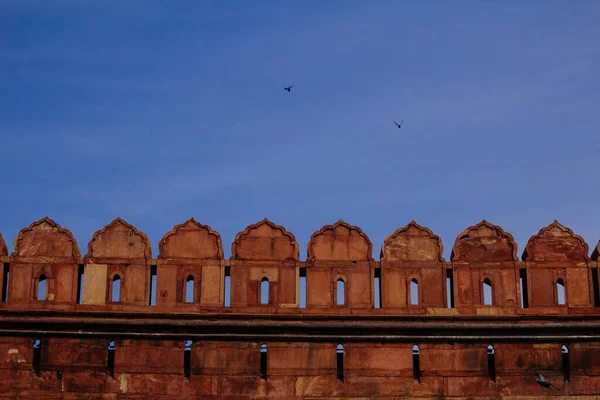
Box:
451;220;518;262
0;233;7;256
232;218;299;261
12;217;80;258
381;221;444;261
307;220;373;261
85;218;151;259
522;220;589;262
158;218;223;259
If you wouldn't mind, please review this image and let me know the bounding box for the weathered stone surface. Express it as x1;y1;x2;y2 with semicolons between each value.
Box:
522;220;589;262
158;219;223;260
381;221;444;261
451;220;517;262
12;217;80;258
0;233;7;256
307;220;373;261
232;218;299;261
86;218;151;260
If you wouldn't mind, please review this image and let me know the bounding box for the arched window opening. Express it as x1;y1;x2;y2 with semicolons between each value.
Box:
224;266;231;307
299;267;307;308
184;340;192;379
185;275;195;303
107;340;115;377
260;343;267;379
487;344;496;381
410;278;419;306
446;269;455;308
149;265;157;306
33;338;41;375
37;275;47;301
260;277;269;305
336;278;345;306
76;265;84;304
483;278;493;305
111;275;121;303
412;344;420;381
556;278;566;305
374;269;382;308
336;344;344;381
562;344;570;382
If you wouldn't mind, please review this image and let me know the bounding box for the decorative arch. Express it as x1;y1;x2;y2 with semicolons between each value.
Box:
381;221;444;261
232;218;299;261
522;220;589;262
307;220;373;261
0;233;7;256
451;220;518;262
86;218;151;259
158;218;223;259
12;217;80;258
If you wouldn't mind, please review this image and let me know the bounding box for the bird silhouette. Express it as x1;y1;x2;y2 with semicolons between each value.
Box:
536;373;558;390
284;85;293;92
394;120;403;129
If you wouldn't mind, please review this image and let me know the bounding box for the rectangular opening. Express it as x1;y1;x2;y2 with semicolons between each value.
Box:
412;346;420;382
446;269;454;308
374;268;382;309
224;266;231;307
562;346;570;382
149;265;157;306
184;349;191;380
299;267;307;309
336;346;344;382
2;263;9;303
592;268;600;307
487;349;496;382
107;347;115;378
33;339;41;376
519;268;529;308
260;345;267;380
76;264;84;304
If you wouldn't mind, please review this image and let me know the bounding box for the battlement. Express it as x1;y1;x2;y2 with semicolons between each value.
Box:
1;216;600;398
1;216;599;314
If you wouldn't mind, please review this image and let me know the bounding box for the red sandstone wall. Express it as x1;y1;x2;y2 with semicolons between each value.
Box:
1;217;600;398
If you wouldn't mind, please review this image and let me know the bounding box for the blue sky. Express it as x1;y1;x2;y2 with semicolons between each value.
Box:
1;1;599;260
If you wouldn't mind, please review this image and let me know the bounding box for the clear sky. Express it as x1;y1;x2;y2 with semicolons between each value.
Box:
1;1;599;260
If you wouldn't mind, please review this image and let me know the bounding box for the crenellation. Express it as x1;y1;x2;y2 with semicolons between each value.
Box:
0;216;600;397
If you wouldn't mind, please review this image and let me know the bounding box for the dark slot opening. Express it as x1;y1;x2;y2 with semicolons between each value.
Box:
299;267;307;308
33;338;41;376
184;340;192;380
562;345;570;382
374;268;382;308
412;345;421;382
519;269;529;308
446;269;455;308
149;265;157;306
224;266;231;307
76;264;84;304
487;345;496;381
107;341;115;378
2;263;9;303
260;344;267;379
592;268;600;307
336;344;344;382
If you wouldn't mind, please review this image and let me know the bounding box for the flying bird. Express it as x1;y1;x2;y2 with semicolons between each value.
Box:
394;120;403;129
536;373;558;390
284;85;293;92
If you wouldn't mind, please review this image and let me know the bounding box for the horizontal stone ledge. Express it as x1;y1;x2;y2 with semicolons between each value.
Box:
0;329;598;342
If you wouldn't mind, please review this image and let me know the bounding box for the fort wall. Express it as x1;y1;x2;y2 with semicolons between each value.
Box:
1;216;599;398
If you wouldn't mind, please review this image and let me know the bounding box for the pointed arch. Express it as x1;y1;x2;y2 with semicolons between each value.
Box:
451;220;517;262
159;218;223;259
86;218;151;259
307;220;373;261
522;220;589;262
12;217;80;258
381;221;444;261
232;218;299;261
